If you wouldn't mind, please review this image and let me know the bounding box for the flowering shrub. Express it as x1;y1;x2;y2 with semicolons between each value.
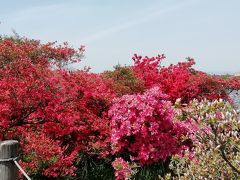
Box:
132;54;240;103
102;65;144;96
168;99;240;179
0;37;84;68
19;130;77;178
109;87;194;166
0;36;114;177
112;158;136;180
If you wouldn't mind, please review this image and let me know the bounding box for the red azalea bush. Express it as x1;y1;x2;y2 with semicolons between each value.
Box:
132;54;240;103
0;37;114;177
0;37;84;69
1;67;115;176
18;129;77;177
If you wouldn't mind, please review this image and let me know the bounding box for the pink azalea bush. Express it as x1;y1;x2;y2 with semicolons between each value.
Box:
109;87;194;166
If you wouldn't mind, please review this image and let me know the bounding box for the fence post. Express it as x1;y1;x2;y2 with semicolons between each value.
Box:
0;140;19;180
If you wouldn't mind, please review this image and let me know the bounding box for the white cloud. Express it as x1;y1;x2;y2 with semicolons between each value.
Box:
81;0;195;44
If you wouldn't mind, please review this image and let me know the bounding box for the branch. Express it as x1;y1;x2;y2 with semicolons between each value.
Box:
212;125;240;175
219;146;240;175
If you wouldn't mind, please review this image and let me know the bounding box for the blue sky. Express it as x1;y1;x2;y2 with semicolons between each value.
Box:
0;0;240;74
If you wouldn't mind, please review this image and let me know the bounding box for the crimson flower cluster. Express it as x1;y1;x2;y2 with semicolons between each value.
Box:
132;54;240;103
0;38;113;177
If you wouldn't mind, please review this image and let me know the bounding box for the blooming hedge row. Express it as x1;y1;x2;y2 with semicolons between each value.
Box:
0;36;239;179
